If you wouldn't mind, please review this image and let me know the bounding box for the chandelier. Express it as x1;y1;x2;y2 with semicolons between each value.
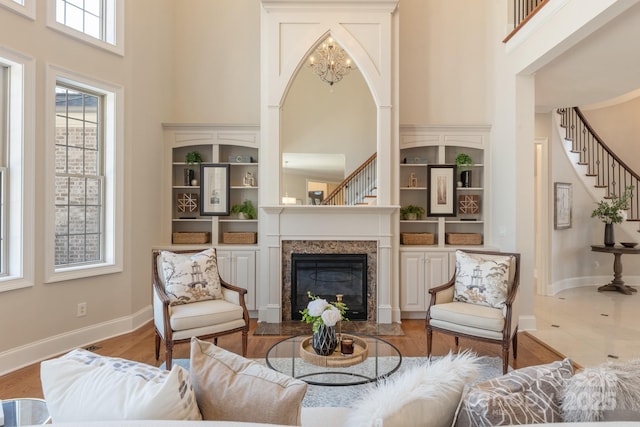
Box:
308;37;353;86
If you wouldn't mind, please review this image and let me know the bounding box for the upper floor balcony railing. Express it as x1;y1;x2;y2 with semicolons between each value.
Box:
503;0;550;43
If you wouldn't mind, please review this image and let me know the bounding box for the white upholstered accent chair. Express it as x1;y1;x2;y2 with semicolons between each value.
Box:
152;249;249;369
426;249;520;374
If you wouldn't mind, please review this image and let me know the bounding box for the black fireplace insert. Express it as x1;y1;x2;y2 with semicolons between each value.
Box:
291;253;367;321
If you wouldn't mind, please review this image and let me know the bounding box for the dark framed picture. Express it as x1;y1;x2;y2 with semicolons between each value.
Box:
200;163;230;216
427;165;457;217
554;182;572;229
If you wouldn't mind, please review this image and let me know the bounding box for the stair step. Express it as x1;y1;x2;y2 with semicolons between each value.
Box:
585;174;598;177
594;185;608;188
626;218;640;222
577;162;588;166
570;150;581;153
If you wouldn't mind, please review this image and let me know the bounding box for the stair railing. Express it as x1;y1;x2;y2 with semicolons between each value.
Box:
503;0;550;43
557;107;640;221
321;153;377;206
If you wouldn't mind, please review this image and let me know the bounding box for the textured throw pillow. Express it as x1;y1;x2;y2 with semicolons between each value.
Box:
189;337;308;426
40;348;201;422
453;250;514;308
454;358;573;426
347;351;482;427
562;358;640;422
160;248;223;305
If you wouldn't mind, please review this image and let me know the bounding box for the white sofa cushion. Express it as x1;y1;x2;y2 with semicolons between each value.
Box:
346;351;481;427
40;349;201;422
190;338;307;426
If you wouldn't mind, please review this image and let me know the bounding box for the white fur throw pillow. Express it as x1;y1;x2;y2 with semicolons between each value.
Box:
160;248;223;305
346;351;481;427
562;358;640;422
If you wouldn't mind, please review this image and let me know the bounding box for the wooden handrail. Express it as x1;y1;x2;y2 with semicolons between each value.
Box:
558;107;640;220
322;152;377;205
503;0;550;43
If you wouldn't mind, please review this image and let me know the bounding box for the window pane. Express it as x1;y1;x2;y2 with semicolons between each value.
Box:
55;206;68;235
85;13;100;39
55;145;67;173
65;3;84;32
55;83;103;267
55;176;69;204
85;0;100;15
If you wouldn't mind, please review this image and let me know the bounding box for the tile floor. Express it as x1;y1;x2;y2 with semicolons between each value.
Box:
530;285;640;367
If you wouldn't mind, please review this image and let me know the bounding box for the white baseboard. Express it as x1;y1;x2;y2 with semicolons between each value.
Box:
518;314;537;331
0;305;152;377
546;275;640;295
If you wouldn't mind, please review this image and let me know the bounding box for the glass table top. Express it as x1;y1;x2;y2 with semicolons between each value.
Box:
266;333;402;386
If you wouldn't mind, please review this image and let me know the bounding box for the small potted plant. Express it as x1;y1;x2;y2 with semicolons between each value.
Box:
591;185;633;246
455;153;473;187
185;151;204;165
400;205;425;220
230;199;257;220
183;151;204;186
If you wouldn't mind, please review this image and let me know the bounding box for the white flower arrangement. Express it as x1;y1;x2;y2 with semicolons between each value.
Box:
299;291;348;333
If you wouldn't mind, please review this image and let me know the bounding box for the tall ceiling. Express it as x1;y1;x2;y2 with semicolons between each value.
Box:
535;2;640;112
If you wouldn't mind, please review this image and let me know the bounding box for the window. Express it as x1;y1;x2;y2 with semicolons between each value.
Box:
0;47;35;292
46;65;123;282
0;0;35;19
47;0;123;55
54;84;103;266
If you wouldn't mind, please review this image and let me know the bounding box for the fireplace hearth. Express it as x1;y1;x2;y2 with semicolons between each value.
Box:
291;253;367;321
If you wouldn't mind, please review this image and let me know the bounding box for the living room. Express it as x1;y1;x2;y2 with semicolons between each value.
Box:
1;0;640;394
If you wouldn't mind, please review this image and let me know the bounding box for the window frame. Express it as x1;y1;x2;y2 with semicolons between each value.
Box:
45;64;123;283
0;0;36;20
0;47;35;293
46;0;124;56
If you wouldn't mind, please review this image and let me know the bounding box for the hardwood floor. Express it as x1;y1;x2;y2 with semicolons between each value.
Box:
0;319;566;400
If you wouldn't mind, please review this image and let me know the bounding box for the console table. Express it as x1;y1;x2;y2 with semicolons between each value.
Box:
591;245;640;295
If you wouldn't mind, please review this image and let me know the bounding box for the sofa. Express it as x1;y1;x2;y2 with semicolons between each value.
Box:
38;337;640;427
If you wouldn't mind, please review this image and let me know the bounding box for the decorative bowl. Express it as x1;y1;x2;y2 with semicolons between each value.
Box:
620;242;638;248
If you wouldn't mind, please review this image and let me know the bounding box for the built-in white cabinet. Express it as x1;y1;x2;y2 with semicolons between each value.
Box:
163;124;260;246
216;249;257;310
399;125;490;248
399;250;450;312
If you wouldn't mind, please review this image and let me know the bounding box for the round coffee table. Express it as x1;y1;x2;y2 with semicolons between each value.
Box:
266;333;402;386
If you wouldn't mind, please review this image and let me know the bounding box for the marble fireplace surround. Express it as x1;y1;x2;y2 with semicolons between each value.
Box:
281;240;377;322
259;206;397;324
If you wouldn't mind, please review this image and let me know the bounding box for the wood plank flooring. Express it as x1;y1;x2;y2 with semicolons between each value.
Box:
0;319;566;400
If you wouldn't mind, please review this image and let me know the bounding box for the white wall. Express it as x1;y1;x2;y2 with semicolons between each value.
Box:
582;96;640;174
0;0;173;373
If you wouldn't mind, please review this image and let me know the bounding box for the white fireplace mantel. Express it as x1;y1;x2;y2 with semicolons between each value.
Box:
258;206;398;324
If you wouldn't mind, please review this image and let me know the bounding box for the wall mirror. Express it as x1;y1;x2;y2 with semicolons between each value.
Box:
280;37;377;205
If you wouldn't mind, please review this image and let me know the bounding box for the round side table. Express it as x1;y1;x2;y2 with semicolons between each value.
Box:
2;398;50;426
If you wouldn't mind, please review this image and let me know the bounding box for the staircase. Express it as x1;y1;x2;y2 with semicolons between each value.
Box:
321;153;377;206
556;107;640;228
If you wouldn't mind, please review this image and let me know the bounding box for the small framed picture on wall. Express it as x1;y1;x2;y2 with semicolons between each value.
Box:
554;182;572;229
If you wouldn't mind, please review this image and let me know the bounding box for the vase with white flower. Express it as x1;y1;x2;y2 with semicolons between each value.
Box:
591;185;633;247
299;291;348;356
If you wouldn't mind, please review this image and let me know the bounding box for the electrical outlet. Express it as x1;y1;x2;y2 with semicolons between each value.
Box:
77;302;87;317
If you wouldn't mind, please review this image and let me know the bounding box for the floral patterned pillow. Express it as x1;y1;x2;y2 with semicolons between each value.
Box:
160;248;223;305
453;250;514;309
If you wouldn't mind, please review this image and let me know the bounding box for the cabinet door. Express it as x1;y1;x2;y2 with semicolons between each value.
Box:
215;250;256;310
232;251;256;310
400;252;426;311
425;252;450;290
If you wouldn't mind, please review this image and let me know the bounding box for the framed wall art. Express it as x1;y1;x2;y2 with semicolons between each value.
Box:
200;163;230;216
427;165;457;217
554;182;572;229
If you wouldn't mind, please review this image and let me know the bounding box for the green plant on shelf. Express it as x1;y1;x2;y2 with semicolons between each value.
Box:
230;199;257;219
400;205;425;220
455;153;473;171
185;151;204;165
